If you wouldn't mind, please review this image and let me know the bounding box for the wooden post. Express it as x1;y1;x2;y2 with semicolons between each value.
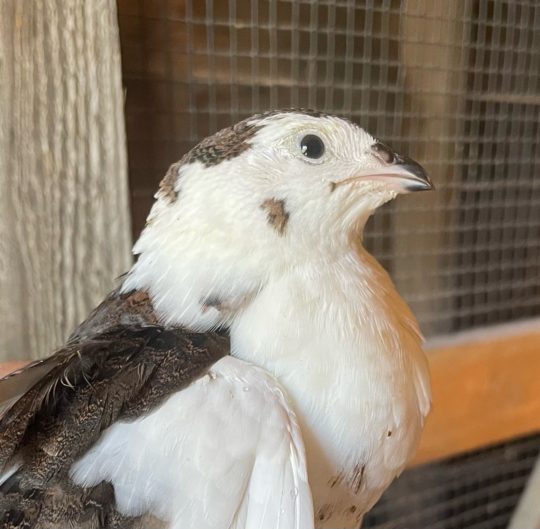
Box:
0;0;132;361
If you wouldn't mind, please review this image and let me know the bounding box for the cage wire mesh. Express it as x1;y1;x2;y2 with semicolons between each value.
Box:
363;431;540;529
117;0;540;527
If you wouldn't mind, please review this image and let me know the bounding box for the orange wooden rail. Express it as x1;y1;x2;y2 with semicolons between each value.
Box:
413;318;540;464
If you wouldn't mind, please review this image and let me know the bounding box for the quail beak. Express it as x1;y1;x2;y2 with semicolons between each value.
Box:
333;142;434;193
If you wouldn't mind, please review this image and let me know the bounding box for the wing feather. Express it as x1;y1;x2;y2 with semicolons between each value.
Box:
0;325;227;529
0;356;65;418
71;356;314;529
0;328;313;529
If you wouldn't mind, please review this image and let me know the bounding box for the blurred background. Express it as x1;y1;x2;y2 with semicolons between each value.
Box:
1;1;539;528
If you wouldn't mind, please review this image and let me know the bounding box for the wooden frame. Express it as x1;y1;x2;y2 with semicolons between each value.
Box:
2;318;539;467
414;318;540;465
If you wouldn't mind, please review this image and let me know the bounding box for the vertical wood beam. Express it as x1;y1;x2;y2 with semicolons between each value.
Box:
0;0;132;360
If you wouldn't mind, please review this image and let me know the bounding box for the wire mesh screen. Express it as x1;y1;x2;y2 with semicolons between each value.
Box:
363;432;540;529
117;1;540;528
118;0;540;338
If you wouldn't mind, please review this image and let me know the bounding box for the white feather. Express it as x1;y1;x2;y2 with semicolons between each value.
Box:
71;356;314;529
231;243;430;527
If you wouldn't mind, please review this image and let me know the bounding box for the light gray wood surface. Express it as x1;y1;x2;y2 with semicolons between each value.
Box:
0;0;132;361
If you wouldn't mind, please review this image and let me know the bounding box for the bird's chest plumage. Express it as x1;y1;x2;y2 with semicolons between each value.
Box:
231;257;430;528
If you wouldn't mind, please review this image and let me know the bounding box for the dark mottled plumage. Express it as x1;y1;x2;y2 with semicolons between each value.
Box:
158;161;184;203
184;119;261;167
157;108;346;204
69;288;160;342
253;108;330;120
184;108;342;170
157;120;260;203
0;289;229;528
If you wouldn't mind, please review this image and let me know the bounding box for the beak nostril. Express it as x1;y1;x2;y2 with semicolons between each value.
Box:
371;142;395;164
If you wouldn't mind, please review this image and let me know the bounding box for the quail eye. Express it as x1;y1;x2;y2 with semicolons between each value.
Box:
300;134;325;159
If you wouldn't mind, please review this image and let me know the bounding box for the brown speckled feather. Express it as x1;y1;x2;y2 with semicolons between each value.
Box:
154;108;339;205
0;289;228;528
